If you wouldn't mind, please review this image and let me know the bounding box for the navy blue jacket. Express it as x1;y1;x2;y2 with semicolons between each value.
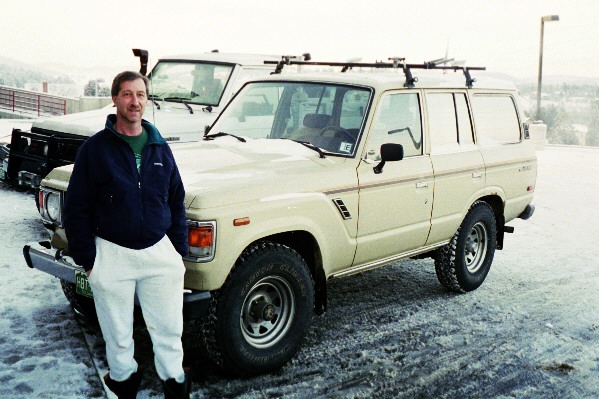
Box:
64;115;188;271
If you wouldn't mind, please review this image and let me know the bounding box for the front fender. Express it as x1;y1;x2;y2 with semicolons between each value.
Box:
185;192;357;291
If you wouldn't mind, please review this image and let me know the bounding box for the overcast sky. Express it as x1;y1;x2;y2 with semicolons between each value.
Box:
3;0;598;80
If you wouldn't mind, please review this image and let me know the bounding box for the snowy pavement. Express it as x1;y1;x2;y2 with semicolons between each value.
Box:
1;146;598;398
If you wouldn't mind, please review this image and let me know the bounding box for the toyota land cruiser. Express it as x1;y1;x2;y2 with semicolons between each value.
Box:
23;57;536;377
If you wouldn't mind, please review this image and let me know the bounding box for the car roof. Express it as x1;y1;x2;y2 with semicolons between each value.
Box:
158;52;283;66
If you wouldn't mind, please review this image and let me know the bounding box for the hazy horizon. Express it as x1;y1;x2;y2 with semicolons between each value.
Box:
2;0;598;82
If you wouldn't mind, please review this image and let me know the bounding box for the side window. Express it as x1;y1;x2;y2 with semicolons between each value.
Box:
455;93;474;146
427;92;475;153
367;93;422;160
471;95;521;145
427;93;457;152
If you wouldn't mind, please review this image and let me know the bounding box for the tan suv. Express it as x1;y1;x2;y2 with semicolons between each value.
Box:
24;58;536;377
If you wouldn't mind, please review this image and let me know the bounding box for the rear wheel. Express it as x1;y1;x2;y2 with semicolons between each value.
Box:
199;241;314;376
435;202;497;292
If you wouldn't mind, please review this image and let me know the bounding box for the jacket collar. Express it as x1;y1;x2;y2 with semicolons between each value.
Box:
105;114;166;145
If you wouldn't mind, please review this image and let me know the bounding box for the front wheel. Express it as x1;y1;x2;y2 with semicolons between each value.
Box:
60;279;98;322
199;241;314;376
435;202;497;292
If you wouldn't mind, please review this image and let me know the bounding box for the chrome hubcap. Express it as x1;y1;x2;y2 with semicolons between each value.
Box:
240;276;295;348
464;222;488;273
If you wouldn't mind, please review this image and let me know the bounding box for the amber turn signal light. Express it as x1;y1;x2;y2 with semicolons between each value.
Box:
188;225;214;247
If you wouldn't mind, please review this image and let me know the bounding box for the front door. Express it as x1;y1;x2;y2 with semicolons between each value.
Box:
354;91;434;267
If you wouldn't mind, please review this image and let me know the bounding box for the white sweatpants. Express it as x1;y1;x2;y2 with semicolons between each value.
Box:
88;235;186;383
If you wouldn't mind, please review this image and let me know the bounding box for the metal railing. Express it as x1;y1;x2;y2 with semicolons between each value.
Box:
0;85;67;117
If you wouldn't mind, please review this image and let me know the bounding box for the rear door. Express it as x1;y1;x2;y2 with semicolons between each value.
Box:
425;91;486;245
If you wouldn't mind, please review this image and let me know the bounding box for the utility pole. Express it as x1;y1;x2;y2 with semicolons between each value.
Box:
536;15;559;121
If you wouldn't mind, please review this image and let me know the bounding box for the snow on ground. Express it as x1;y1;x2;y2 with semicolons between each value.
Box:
0;146;598;398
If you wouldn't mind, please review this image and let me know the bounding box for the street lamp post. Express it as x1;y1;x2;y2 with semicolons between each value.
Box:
536;15;559;121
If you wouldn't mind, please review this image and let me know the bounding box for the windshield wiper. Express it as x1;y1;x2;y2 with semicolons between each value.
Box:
283;139;326;158
204;132;246;142
163;97;194;114
148;94;162;109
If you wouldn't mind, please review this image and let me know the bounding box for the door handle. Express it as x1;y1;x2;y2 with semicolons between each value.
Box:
472;172;482;179
416;181;428;188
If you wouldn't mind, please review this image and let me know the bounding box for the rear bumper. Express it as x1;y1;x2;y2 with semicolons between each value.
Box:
23;241;211;321
518;204;535;220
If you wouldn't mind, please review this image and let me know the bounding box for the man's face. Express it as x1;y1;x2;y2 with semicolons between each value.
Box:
112;78;147;124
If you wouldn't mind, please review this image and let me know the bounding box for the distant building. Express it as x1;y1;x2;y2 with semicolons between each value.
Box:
572;124;588;146
24;82;81;98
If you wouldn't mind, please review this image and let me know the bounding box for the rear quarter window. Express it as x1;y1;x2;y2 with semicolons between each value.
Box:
471;95;521;145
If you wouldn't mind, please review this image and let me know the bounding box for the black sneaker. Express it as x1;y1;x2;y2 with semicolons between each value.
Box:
104;369;143;399
162;368;193;399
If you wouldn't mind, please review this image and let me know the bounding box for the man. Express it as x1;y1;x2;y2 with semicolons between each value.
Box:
64;71;191;399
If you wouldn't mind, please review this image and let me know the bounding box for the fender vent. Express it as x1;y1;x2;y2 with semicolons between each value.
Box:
333;198;352;220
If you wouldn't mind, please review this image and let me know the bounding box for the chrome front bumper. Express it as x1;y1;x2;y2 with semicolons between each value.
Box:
23;241;80;282
23;241;212;320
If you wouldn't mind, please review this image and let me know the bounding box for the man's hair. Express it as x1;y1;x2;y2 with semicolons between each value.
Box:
111;71;150;97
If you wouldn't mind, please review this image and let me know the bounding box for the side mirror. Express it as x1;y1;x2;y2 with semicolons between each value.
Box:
132;48;149;76
373;143;403;174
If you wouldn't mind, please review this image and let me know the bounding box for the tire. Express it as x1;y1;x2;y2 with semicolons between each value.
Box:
435;201;497;293
60;279;98;322
199;241;314;377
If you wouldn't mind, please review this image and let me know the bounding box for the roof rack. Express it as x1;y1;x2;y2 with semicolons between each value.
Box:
265;56;486;88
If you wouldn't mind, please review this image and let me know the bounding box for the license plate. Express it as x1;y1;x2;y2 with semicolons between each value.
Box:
75;270;94;298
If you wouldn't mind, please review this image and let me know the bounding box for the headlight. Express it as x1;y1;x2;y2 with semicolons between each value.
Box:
39;188;64;226
46;192;61;222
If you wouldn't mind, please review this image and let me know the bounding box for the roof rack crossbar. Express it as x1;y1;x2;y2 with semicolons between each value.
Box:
270;53;312;75
265;57;486;87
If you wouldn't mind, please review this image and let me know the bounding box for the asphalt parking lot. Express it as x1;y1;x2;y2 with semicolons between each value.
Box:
1;146;598;398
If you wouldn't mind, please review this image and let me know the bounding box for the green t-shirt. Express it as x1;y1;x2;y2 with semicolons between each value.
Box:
116;128;148;173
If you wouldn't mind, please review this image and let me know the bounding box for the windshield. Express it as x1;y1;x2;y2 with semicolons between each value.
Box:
211;81;371;156
148;61;234;106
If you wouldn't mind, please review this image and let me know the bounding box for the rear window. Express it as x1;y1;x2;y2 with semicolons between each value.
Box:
471;95;521;145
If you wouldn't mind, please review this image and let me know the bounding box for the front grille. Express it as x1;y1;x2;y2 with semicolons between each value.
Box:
5;128;86;184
